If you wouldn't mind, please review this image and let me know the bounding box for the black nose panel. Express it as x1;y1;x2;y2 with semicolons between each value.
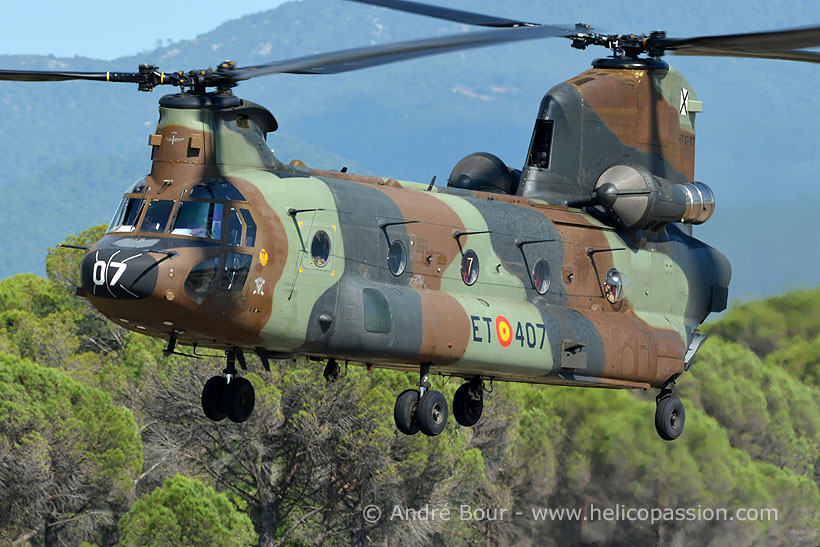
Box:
81;249;159;299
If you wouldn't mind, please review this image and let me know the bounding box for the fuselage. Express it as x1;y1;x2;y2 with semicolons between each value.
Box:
81;65;731;391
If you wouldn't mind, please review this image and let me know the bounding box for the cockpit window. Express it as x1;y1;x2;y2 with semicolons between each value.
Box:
184;257;219;305
190;180;246;201
241;209;257;247
108;197;145;233
228;208;243;246
171;202;224;239
126;178;147;194
218;252;252;291
141;200;175;233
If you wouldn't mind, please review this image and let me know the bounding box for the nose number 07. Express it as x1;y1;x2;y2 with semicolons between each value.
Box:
92;260;127;286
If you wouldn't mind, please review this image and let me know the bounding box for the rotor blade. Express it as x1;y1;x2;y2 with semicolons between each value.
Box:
670;47;820;64
347;0;537;28
0;69;144;83
233;24;575;79
654;25;820;56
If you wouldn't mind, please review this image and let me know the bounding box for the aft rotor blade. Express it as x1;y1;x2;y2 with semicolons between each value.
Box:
670;47;820;64
653;25;820;60
347;0;537;28
233;24;574;78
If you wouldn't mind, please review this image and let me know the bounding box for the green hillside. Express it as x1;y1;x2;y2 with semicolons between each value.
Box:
0;228;818;545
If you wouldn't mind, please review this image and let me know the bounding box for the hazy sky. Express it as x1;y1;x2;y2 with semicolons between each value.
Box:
1;1;290;60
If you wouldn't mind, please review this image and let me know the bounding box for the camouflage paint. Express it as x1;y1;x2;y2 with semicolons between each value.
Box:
83;65;730;393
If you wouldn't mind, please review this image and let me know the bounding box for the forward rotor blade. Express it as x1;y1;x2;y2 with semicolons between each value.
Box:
347;0;537;28
0;69;143;83
653;25;820;59
233;24;574;79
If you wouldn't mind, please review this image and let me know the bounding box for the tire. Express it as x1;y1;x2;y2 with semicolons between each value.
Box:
417;390;449;437
394;389;420;435
202;376;227;422
655;396;685;441
453;382;483;427
223;377;256;423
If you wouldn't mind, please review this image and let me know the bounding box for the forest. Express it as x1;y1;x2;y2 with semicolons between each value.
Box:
1;226;819;546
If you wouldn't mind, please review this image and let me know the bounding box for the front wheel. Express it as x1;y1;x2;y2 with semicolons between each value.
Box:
202;376;227;422
223;377;255;423
655;396;685;441
417;390;449;437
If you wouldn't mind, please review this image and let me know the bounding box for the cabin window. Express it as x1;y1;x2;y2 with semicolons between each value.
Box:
108;197;145;233
190;180;246;201
141;200;175;233
527;119;554;169
461;249;479;286
241;209;257;247
171;202;223;239
219;252;252;291
387;240;407;276
532;259;551;295
228;208;243;246
604;268;625;303
311;231;331;267
184;257;219;304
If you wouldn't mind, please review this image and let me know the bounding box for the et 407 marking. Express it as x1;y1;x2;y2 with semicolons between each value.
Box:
470;315;546;349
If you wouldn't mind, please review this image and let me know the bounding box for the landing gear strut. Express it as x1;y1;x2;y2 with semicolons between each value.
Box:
394;363;449;437
655;378;685;441
201;348;256;423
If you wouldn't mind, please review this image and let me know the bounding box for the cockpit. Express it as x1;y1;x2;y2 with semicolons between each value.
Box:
102;178;260;304
108;179;256;244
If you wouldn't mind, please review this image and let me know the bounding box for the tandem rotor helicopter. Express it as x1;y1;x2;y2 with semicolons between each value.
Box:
3;0;819;441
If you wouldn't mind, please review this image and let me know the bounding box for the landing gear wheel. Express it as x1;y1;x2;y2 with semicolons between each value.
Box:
202;376;227;422
417;390;449;437
223;377;256;423
655;396;685;441
394;389;420;435
453;382;483;427
323;359;340;382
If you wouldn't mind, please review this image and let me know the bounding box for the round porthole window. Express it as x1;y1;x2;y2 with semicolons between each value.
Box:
604;268;625;303
532;259;551;295
461;249;479;286
311;230;330;267
387;240;407;276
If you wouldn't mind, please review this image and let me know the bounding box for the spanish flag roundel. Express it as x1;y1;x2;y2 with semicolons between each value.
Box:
496;316;513;347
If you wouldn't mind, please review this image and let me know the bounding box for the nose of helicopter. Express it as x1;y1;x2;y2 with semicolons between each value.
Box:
80;246;163;299
79;238;232;342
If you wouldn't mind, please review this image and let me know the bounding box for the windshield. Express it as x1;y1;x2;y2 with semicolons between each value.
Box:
171;201;224;239
141;200;175;233
108;197;145;233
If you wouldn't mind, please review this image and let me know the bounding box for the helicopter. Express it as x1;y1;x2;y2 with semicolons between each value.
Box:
3;0;819;441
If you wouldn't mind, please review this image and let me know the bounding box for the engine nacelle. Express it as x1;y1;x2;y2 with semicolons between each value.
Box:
448;152;520;195
593;164;714;231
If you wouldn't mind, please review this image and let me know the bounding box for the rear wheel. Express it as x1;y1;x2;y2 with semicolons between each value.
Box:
394;389;420;435
655;396;685;441
453;382;483;427
202;376;227;422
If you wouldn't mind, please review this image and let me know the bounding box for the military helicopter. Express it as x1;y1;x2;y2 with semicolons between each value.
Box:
3;0;819;441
